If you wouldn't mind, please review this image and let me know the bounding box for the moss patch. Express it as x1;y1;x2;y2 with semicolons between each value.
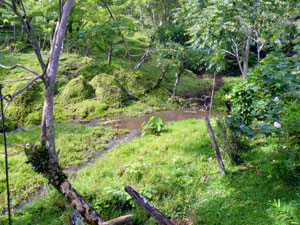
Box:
90;74;128;108
61;76;94;103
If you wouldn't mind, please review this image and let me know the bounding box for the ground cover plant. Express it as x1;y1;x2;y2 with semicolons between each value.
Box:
0;119;299;224
0;123;127;212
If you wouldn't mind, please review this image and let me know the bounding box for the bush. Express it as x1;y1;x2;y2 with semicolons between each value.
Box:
215;117;244;165
61;76;94;103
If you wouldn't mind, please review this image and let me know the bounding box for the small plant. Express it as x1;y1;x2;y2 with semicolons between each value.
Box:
141;116;164;136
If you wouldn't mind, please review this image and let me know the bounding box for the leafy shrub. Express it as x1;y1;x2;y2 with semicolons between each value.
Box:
227;44;300;181
61;76;94;103
215;117;244;165
227;44;300;137
141;116;164;136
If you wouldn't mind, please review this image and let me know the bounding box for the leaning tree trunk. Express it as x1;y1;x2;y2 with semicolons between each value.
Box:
153;69;167;89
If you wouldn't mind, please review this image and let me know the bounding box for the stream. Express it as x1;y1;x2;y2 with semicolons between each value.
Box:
12;77;224;212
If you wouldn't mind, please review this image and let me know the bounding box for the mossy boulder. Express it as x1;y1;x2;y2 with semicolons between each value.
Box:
90;74;128;108
61;76;94;103
79;62;116;81
114;67;148;97
0;118;18;132
6;81;44;123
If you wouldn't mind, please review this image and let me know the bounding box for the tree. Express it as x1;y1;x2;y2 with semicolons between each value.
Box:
0;0;132;224
183;0;292;80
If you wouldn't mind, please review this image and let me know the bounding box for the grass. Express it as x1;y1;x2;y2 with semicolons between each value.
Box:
0;123;127;212
0;119;299;224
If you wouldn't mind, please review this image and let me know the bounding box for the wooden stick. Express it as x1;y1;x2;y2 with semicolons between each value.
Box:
101;214;133;225
125;186;175;225
204;116;226;176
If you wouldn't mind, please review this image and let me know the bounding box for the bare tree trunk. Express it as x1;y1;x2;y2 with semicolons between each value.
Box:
242;35;251;81
13;24;16;42
209;73;216;115
42;32;48;51
108;39;113;65
204;116;225;176
153;69;167;89
21;25;24;41
134;48;152;70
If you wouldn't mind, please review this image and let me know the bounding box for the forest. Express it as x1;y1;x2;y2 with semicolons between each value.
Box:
0;0;299;224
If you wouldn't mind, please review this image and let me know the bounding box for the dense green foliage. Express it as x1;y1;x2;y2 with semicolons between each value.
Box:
0;0;300;224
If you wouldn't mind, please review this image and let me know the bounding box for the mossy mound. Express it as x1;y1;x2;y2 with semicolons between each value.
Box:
70;100;108;120
79;62;116;81
114;67;148;97
6;81;44;124
0;117;18;132
90;74;128;108
61;76;94;103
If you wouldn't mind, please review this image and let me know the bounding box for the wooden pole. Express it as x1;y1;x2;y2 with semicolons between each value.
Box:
204;116;226;176
125;186;175;225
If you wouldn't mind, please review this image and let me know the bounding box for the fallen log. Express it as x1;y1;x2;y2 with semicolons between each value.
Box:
125;186;175;225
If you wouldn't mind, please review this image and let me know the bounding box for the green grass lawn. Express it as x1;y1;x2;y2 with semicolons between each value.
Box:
0;123;127;212
1;119;298;224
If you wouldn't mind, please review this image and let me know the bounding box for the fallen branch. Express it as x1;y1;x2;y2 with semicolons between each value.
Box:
101;214;133;225
125;186;175;225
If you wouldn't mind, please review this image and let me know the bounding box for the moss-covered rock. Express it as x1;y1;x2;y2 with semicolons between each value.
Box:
79;62;116;80
61;76;94;103
70;99;108;120
6;81;44;124
89;74;128;108
114;66;148;97
0;117;18;132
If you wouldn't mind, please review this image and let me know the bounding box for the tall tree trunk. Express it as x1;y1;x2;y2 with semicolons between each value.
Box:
108;39;113;65
242;35;251;81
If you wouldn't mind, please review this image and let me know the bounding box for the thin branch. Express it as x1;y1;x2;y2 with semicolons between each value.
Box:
0;76;34;83
220;49;236;57
0;0;12;8
11;0;46;70
0;74;42;120
0;63;41;76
